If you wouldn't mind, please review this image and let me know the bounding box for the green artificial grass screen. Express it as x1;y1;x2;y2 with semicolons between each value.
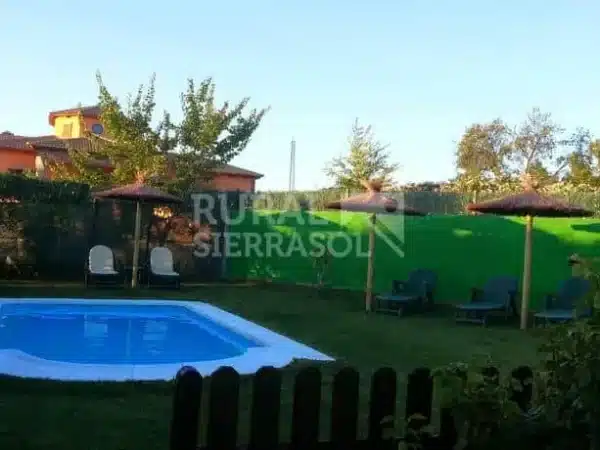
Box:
227;210;600;310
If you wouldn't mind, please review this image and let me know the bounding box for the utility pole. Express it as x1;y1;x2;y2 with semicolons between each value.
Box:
288;138;296;191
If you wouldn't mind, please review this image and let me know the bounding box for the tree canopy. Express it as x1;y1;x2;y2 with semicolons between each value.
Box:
452;107;600;194
51;72;268;194
324;119;399;191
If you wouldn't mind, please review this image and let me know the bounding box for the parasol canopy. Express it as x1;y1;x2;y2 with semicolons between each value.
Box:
93;183;183;204
325;180;426;216
466;190;593;218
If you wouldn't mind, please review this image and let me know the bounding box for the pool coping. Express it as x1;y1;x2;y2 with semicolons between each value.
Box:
0;298;334;381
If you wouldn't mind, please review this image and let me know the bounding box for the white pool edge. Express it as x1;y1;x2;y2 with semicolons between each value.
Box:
0;298;334;381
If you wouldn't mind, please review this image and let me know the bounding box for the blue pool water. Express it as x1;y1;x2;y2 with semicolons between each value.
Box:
0;302;263;365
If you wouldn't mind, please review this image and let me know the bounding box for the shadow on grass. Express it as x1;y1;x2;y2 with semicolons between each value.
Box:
227;210;597;311
230;209;354;286
571;222;600;233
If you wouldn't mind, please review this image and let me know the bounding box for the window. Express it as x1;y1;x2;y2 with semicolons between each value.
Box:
91;123;104;135
61;123;73;138
8;168;24;175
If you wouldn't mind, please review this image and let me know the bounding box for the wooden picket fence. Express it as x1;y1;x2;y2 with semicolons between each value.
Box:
168;364;536;450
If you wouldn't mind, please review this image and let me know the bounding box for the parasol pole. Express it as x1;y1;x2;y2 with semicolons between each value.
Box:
131;200;142;288
365;213;376;312
520;214;533;330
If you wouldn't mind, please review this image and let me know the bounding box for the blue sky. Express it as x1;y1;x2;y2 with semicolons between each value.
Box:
1;1;599;190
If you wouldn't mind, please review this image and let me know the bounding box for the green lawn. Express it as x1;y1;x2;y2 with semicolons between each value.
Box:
0;283;542;449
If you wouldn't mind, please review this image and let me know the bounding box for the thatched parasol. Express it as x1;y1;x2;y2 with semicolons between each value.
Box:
93;183;183;288
466;174;593;329
326;180;426;312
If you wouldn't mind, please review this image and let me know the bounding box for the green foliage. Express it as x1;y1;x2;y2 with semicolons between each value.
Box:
324;119;399;191
54;73;268;195
454;108;597;193
52;72;168;188
420;263;600;450
170;78;269;196
0;173;90;204
310;243;331;289
431;363;526;449
456;119;511;178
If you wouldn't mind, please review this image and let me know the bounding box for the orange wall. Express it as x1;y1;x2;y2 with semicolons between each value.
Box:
82;117;104;135
0;149;257;192
0;149;36;172
210;174;256;192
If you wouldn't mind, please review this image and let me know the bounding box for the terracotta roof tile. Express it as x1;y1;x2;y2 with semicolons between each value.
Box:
30;137;92;151
216;163;263;178
0;133;56;150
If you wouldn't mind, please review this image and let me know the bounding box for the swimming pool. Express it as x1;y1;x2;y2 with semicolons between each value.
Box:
0;299;333;381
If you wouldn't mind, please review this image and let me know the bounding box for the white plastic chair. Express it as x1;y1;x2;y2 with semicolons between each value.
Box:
86;245;119;286
149;247;180;288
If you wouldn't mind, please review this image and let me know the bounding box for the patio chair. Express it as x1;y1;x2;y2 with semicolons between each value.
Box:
374;269;437;316
147;246;181;289
85;245;121;287
533;276;591;326
455;276;518;326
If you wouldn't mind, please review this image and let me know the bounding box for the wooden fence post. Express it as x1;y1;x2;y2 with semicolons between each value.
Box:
206;366;240;450
248;366;282;450
330;367;360;449
169;366;203;450
368;367;397;450
291;366;322;448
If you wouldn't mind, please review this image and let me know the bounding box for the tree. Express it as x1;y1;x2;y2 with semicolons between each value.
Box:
51;72;167;187
564;131;600;186
456;119;512;177
452;108;596;194
454;119;512;201
168;78;269;196
324;119;399;191
508;108;586;183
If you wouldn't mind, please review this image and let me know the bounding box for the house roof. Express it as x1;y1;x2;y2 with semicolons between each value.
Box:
162;152;263;178
48;105;101;126
0;132;56;150
1;132;263;179
30;137;93;152
211;163;263;178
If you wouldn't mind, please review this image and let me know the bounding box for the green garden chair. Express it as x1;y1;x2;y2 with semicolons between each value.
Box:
455;276;518;326
533;276;591;326
374;269;437;316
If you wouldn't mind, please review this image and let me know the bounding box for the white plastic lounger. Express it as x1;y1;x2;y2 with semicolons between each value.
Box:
148;246;181;289
85;245;120;287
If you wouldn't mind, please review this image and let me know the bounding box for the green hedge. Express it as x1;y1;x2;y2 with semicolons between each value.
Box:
227;210;600;310
0;174;90;204
253;189;600;216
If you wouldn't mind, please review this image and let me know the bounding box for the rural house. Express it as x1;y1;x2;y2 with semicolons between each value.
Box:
0;105;263;192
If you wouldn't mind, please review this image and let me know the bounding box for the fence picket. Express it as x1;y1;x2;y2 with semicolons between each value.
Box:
206;366;240;450
169;366;203;450
330;367;360;448
405;368;433;426
291;366;322;448
249;366;282;450
367;367;397;449
167;364;543;450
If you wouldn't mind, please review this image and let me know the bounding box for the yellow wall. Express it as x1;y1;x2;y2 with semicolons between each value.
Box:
53;116;83;138
53;116;104;138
